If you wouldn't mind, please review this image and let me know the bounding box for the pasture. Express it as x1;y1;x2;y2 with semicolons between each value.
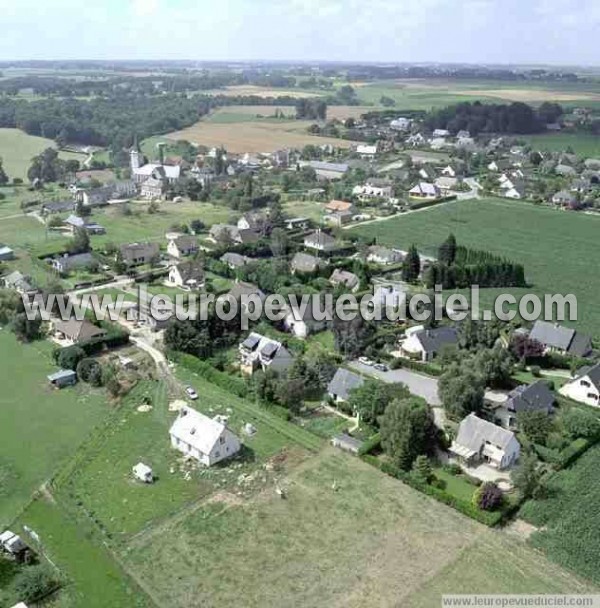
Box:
350;198;600;337
0;128;86;180
519;133;600;157
122;448;594;608
0;332;109;526
519;444;600;585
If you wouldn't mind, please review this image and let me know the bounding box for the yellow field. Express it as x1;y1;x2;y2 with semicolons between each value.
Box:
216;104;374;121
167;115;358;153
204;85;323;98
462;88;600;102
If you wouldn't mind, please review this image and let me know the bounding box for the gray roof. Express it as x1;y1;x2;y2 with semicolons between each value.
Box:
455;413;517;452
228;281;266;301
529;320;591;356
329;268;360;290
304;231;335;249
415;326;458;354
53;252;95;271
176;259;204;284
308;161;349;173
575;363;600;391
291;252;321;273
120;242;159;264
53;319;107;342
48;369;77;382
173;235;199;251
42;200;75;213
220;252;251;268
327;368;365;401
504;380;555;414
3;270;35;292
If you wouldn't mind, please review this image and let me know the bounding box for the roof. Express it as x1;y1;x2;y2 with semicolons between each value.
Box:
64;214;86;227
134;163;181;180
329;268;360;290
366;177;392;188
504;380;555;414
325;199;353;213
53;319;107;342
228;281;266;301
3;270;35;292
332;433;363;451
567;331;593;357
574;363;600;391
291;252;321;273
240;332;291;362
307;161;349;173
304;231;336;249
47;369;77;382
414;326;458;354
455;413;518;453
410;182;440;196
169;406;232;455
52;253;95;271
220;252;251;267
367;245;402;262
120;242;159;263
42;200;74;212
172;235;199;251
174;259;204;284
327;368;365;401
530;320;574;351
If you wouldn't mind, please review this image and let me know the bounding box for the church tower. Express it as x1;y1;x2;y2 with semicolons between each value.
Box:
130;148;142;171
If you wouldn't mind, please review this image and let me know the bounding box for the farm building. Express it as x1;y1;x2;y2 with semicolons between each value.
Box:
47;369;77;388
169;406;241;466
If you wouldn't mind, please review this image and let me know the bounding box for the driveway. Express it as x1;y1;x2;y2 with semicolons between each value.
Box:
348;360;441;405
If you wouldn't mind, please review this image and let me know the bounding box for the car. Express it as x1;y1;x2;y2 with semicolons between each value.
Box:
374;363;389;372
185;386;198;400
358;357;374;366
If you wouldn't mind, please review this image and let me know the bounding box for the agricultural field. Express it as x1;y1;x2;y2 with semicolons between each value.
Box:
519;444;600;585
198;105;375;123
166;112;359;153
121;448;594;608
0;128;86;180
351;197;600;338
0;332;109;526
519;133;600;157
202;84;324;98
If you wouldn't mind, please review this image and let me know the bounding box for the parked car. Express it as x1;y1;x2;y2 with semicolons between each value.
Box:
358;356;374;366
374;363;389;372
185;386;198;400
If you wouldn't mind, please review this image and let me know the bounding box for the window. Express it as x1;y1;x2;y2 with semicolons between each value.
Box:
581;380;591;388
219;436;225;445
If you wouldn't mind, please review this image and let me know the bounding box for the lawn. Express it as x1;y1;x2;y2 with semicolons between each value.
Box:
519;133;600;157
122;448;594;608
350;197;600;338
519;444;600;585
283;199;325;223
0;128;86;180
0;332;109;526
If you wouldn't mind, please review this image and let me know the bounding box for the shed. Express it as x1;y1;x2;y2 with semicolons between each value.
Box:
47;369;77;388
132;462;154;483
331;433;362;454
0;530;28;555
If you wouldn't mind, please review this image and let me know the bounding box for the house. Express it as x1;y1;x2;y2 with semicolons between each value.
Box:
529;320;592;358
140;172;167;200
503;184;525;199
492;380;555;430
560;363;600;407
53;319;107;344
119;242;160;267
409;182;441;199
327;367;364;403
435;176;458;192
2;271;36;295
302;160;349;180
64;215;106;235
325;199;354;215
418;165;437;181
239;332;294;375
283;298;332;338
168;259;205;290
441;164;459;177
432;128;450;138
352;178;393;199
406;133;426;146
487;159;511;172
227;281;266;302
429;137;447;150
79;181;137;206
220;252;252;270
209;224;259;245
552;190;578;207
50;253;96;274
355;144;378;158
132;462;154;483
131;150;181;185
400;326;459;362
237;211;268;233
167;235;199;258
331;433;362;454
285;217;310;231
555;164;577;177
169;405;241;466
41;200;75;215
326;210;353;227
367;246;403;266
0;244;15;261
0;530;29;557
390;117;412;131
291;252;323;274
47;369;77;388
373;282;409;308
304;231;336;252
450;413;520;470
329;268;360;292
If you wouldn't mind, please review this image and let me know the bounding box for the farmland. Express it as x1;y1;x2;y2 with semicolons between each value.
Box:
0;128;86;180
0;331;108;526
519;444;600;585
121;448;594;608
519;133;600;157
350;197;600;338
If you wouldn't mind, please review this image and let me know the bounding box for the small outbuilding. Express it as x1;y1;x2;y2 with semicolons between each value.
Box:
0;530;28;556
331;433;362;454
47;369;77;388
132;462;154;483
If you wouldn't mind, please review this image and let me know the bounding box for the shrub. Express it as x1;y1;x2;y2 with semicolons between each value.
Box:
12;564;60;603
57;345;86;370
562;408;600;440
442;463;462;476
76;358;103;386
530;365;541;377
358;432;381;456
473;482;504;511
431;477;447;490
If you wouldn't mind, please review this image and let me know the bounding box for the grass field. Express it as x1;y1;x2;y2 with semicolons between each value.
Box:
519;444;600;585
350;198;600;338
0;332;109;526
0;128;86;180
519;133;600;157
121;448;594;608
165;111;358;153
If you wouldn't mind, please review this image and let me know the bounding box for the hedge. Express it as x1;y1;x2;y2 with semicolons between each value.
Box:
409;195;456;211
390;357;444;377
53;329;129;362
361;454;509;526
534;437;594;470
169;351;292;421
358;432;381;456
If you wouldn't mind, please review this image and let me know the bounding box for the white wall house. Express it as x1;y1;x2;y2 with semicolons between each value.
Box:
560;364;600;407
169;406;241;466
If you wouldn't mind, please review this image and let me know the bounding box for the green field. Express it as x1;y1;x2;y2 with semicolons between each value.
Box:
519;444;600;585
0;128;86;180
351;198;600;338
122;449;594;608
0;332;109;526
519;133;600;157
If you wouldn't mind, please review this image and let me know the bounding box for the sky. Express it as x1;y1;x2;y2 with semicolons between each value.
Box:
1;0;599;66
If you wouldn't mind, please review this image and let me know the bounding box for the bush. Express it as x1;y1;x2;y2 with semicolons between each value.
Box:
358;432;381;456
530;365;541;377
56;345;86;370
76;358;103;386
562;408;600;440
442;463;463;476
473;482;504;511
12;564;60;603
431;477;447;490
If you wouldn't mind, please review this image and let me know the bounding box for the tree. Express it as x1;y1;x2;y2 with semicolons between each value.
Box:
11;312;42;343
164;320;212;358
77;358;103;386
12;564;60;603
562;408;600;440
275;377;305;413
511;452;542;499
57;345;86;371
148;200;159;214
472;346;513;389
0;157;9;185
518;410;554;445
510;334;544;362
380;397;437;470
68;227;90;255
190;219;205;234
347;380;409;427
473;482;504;511
402;244;421;283
438;234;457;266
439;365;485;420
412;455;433;484
270;227;289;257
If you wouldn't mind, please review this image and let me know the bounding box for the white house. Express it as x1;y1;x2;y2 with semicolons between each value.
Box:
167;235;199;258
304;230;336;252
560;364;600;407
169;406;241;466
327;367;364;403
367;246;403;266
355;144;378;158
283;299;331;339
390;117;412;131
239;332;294;375
352;178;393;199
450;413;520;470
409;182;441;199
432;128;450;138
168;259;205;290
400;326;458;362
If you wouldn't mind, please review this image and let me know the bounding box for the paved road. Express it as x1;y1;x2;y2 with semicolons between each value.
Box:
348;360;441;405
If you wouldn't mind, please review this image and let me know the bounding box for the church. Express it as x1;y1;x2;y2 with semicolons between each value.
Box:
130;148;182;200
